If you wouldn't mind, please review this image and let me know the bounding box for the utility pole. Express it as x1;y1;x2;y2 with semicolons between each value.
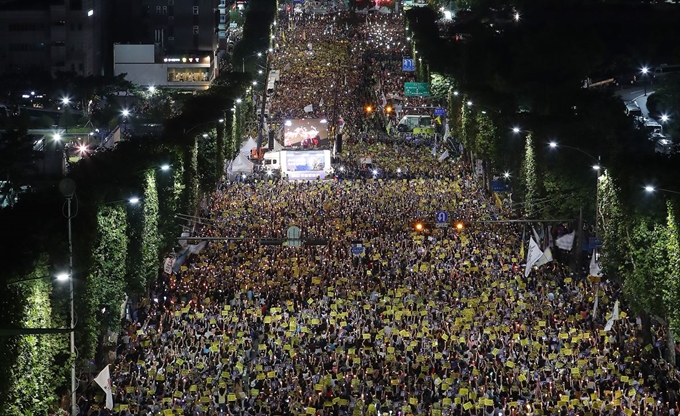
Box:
575;206;583;276
256;56;269;152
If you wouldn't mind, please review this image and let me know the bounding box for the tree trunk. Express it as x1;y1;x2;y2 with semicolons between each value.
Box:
640;312;653;348
216;115;225;184
667;326;676;367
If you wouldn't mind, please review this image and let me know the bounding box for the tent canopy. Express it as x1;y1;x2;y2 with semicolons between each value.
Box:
271;139;284;151
239;137;258;156
228;153;254;177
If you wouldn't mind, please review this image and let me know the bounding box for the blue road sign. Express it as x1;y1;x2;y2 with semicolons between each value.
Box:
491;180;510;193
351;245;365;256
402;58;415;72
435;211;449;224
588;237;602;250
434;107;446;117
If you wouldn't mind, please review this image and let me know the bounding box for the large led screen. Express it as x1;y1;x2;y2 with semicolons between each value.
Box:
283;119;329;148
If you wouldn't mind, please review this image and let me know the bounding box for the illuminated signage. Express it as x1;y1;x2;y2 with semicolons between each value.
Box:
164;56;209;63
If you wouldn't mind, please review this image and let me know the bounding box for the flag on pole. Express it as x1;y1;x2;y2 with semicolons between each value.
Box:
386;120;392;134
592;287;599;319
555;231;575;251
438;150;449;162
525;237;544;277
494;192;503;209
94;365;114;410
519;227;526;259
604;300;619;331
282;30;286;43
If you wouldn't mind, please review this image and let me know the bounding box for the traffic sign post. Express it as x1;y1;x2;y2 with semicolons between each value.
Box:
404;82;430;97
402;58;415;72
434;107;446;117
435;211;449;228
286;226;302;247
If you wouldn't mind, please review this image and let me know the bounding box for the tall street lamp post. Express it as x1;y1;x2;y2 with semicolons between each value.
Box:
641;67;649;96
58;178;77;416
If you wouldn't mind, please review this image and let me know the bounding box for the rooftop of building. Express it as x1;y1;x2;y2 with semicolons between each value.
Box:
0;0;63;11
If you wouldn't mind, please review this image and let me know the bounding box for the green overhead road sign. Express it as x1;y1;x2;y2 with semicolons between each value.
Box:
404;82;430;97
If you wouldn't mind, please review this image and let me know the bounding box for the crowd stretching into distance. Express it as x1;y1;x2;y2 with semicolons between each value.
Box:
82;6;680;416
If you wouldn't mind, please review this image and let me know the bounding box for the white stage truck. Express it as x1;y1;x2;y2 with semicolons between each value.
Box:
266;150;332;180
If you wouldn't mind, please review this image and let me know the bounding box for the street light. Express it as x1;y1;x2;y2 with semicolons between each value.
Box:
236;98;242;104
183;119;225;135
148;86;156;94
128;197;140;204
548;141;600;164
512;127;521;134
503;171;511;179
61;97;71;132
56;273;70;282
644;186;680;195
58;177;77;416
161;164;171;171
548;141;602;241
660;114;669;135
641;67;649;96
242;52;263;73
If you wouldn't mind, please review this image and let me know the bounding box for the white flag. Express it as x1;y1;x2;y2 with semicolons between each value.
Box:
589;250;602;277
555;231;575;251
438;150;450;162
612;300;619;320
531;226;541;247
535;247;553;267
94;365;114;410
592;287;599;318
604;300;619;331
188;240;208;255
319;98;324;107
303;104;313;113
525;237;544;277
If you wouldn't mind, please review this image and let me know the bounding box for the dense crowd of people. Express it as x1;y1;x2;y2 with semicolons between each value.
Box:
79;6;680;416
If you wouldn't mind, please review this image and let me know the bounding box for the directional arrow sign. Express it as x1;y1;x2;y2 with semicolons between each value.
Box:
435;211;449;227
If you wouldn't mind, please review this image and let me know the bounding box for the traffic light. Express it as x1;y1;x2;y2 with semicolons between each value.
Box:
365;105;373;114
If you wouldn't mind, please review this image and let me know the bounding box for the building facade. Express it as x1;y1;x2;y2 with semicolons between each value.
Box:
114;44;215;90
0;0;108;76
115;0;220;56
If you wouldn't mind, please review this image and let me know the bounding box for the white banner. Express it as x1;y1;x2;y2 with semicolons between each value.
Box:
555;231;575;251
525;237;544;277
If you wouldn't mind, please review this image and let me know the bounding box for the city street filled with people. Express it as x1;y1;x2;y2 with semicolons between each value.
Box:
95;7;680;416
